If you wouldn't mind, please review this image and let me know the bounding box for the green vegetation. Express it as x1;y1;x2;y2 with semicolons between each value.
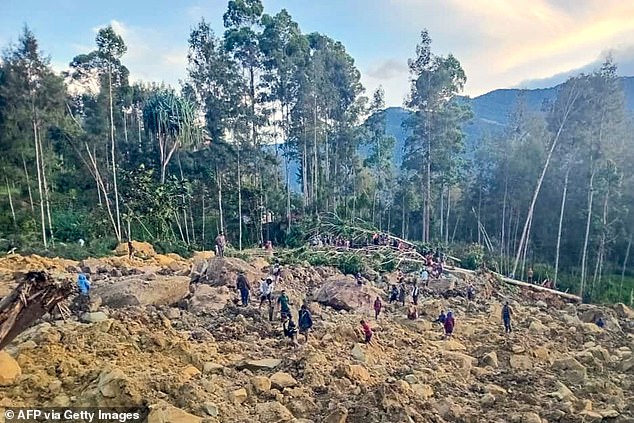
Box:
0;1;633;304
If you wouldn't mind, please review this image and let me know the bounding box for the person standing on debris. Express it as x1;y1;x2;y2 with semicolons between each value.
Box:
127;240;135;260
215;232;226;257
360;320;373;344
502;301;513;333
412;282;420;305
77;274;91;313
433;310;447;324
398;284;407;307
298;304;313;342
283;315;299;347
467;283;476;301
420;267;429;286
444;311;455;338
527;267;534;284
389;285;398;303
259;277;274;309
374;296;383;319
236;272;251;307
277;290;291;321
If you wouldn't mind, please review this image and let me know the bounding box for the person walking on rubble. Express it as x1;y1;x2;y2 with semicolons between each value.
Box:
389;285;398;303
277;290;291;321
76;273;91;313
259;277;274;309
398;284;407;307
373;296;383;319
236;271;251;307
502;301;513;333
360;320;373;344
444;311;455;338
215;232;226;257
283;315;299;347
298;304;313;342
412;282;420;305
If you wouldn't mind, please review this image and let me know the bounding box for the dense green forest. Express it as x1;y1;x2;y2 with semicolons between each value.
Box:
0;0;633;304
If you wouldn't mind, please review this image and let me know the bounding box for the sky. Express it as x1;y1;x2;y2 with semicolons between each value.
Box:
1;0;634;106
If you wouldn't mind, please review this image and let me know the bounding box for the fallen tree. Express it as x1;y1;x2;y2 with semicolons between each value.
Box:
492;272;582;303
0;271;75;350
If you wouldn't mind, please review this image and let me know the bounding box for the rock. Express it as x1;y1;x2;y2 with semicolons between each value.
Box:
528;319;548;333
582;323;603;333
613;303;634;319
535;300;548;309
432;399;461;420
48;379;62;394
481;351;499;368
203;403;218;417
620;357;634;372
480;393;496;406
485;384;508;397
165;308;181;319
411;384;434;399
403;374;418;385
553;356;587;384
323;407;348;423
436;339;467;351
427;279;456;293
230;388;248;404
188;284;233;313
599;409;620;418
180;365;201;381
93;275;190;308
251;375;272;394
270;372;298;389
0;351;21;386
351;343;366;362
521;412;542;423
578;410;603;422
203;362;224;375
148;401;202;423
548;381;575;401
532;347;553;364
191;256;263;286
80;258;114;274
80;311;108;323
510;354;533;370
114;241;156;258
511;344;526;354
98;367;128;398
314;277;383;311
255;401;295;422
237;358;282;371
442;351;477;372
341;364;371;383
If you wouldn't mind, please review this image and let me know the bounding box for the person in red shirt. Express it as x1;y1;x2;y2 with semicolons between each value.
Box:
373;296;383;320
360;320;373;343
444;311;455;338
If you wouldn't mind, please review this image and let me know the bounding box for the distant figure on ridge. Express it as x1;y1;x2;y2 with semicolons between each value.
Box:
374;296;383;319
389;285;399;304
215;232;226;257
527;267;534;284
236;272;250;307
502;301;513;333
467;283;476;302
127;240;135;260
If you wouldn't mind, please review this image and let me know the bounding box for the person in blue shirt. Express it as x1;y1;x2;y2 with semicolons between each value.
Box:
433;310;447;324
76;274;91;313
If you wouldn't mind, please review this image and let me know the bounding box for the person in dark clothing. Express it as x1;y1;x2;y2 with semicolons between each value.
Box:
398;284;406;306
502;302;513;333
356;272;363;286
389;285;398;303
127;241;135;259
412;283;420;305
444;311;455;338
360;320;373;344
277;290;291;321
433;310;447;324
595;317;605;329
298;304;313;342
467;283;476;301
236;272;250;306
283;316;299;347
374;296;383;319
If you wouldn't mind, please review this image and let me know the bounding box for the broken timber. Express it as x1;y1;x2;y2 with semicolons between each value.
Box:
493;272;582;303
0;271;75;351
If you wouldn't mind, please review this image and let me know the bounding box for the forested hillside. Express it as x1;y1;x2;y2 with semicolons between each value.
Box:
0;0;633;304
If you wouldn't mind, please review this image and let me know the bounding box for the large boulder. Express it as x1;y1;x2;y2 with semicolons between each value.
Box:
92;275;190;308
0;351;21;386
314;277;383;311
80;258;114;275
147;401;202;423
190;257;264;286
114;241;156;258
255;402;295;423
613;303;634;319
188;284;233;313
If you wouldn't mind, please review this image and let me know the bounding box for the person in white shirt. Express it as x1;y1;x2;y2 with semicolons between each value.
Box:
420;268;430;286
259;277;274;309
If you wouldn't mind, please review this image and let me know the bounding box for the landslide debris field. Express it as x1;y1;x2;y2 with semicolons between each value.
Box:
0;247;633;423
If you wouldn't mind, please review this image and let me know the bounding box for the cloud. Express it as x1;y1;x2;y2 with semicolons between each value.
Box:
366;59;408;80
362;59;410;106
378;0;634;99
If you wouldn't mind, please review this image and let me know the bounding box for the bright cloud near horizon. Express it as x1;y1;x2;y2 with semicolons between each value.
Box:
2;0;634;106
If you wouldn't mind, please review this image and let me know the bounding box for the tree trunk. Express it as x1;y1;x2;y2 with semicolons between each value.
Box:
6;178;16;227
620;234;632;300
38;130;54;245
237;142;243;251
592;186;610;296
512;86;580;277
85;144;119;240
22;155;34;213
33;121;47;248
554;164;571;287
580;167;596;299
216;166;224;235
108;68;122;241
445;188;451;244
